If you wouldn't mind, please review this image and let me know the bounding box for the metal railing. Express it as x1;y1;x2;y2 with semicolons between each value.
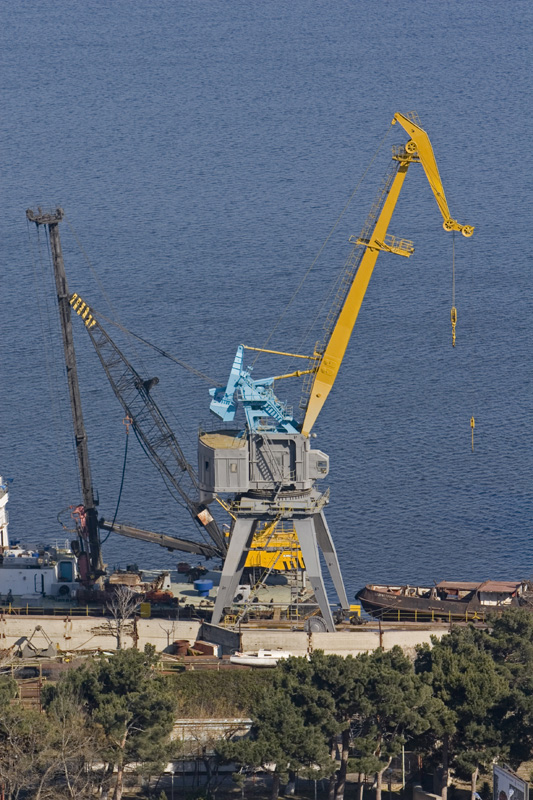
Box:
0;603;102;617
368;607;488;624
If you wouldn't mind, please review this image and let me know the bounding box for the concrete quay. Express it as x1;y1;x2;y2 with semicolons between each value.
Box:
0;614;449;658
200;621;448;657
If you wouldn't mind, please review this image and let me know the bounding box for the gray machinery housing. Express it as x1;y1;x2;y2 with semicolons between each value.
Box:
198;430;329;498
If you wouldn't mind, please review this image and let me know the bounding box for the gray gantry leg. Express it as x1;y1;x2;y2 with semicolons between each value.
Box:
294;517;336;632
211;518;256;625
315;510;349;610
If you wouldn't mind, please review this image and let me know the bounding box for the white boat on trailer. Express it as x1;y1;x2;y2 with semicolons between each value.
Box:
229;648;294;667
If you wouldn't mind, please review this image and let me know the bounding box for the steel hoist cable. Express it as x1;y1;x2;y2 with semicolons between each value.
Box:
468;241;476;452
450;230;477;450
91;309;217;385
451;231;457;347
100;416;132;545
63;213;157;388
450;231;475;449
63;212;118;319
64;216;209;459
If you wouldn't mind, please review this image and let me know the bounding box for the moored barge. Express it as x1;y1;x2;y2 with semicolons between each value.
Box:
356;580;532;621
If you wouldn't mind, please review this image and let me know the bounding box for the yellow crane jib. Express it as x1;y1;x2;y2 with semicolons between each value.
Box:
69;293;97;329
301;112;474;437
392;113;474;238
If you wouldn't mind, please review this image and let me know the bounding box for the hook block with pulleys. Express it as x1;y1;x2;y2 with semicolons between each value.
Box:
450;306;457;347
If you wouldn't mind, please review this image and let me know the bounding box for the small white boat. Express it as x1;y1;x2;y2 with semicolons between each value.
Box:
229;648;294;667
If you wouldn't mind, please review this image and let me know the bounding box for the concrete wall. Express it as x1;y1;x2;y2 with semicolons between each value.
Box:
0;614;201;654
235;626;446;657
0;615;446;657
197;624;448;658
199;622;240;655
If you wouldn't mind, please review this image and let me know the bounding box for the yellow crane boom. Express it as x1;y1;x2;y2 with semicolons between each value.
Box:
393;112;474;236
301;112;473;436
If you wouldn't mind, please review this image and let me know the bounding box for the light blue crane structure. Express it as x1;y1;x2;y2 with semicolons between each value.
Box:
209;344;301;434
200;340;348;630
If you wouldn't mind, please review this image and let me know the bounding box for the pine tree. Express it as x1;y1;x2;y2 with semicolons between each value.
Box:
43;645;176;800
482;608;533;762
416;626;510;800
354;646;438;800
277;651;370;800
218;655;337;800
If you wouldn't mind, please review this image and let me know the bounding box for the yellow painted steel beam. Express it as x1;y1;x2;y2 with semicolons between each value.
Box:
302;161;410;436
272;369;315;381
243;345;313;360
392;113;474;238
301;113;474;436
70;293;96;328
245;523;305;571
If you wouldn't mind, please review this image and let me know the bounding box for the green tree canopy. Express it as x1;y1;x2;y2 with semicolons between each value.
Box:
43;645;177;800
218;655;338;800
275;651;368;800
352;646;439;800
416;626;510;800
482;609;533;763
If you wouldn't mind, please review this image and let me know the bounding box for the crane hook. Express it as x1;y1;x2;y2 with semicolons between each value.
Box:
450;306;457;347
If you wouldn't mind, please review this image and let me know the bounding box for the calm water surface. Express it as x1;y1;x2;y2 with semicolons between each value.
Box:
1;1;531;600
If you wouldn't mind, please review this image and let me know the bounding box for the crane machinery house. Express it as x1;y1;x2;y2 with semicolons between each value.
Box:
198;429;329;498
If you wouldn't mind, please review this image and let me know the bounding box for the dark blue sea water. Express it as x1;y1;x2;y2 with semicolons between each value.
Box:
1;1;531;602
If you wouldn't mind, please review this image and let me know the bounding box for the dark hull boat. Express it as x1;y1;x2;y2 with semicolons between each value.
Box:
356;580;533;622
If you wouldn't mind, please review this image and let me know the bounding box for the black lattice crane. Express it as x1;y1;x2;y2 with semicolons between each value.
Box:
26;208;105;587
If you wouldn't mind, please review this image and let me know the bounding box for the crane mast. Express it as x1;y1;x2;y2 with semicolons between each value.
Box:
26;208;104;586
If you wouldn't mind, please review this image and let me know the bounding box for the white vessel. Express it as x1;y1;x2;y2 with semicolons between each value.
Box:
229;648;294;667
0;478;79;601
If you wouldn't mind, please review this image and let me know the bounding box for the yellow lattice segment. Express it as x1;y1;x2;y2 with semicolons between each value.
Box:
70;293;96;328
245;520;304;571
